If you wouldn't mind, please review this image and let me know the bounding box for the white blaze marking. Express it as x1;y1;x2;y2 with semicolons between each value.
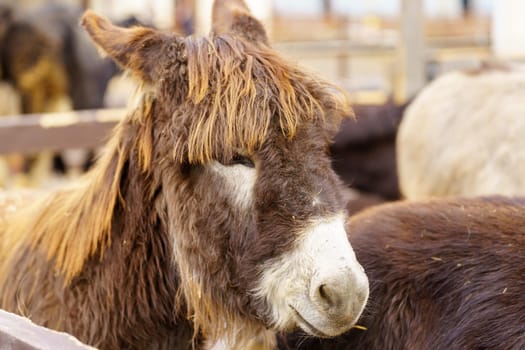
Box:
209;161;256;208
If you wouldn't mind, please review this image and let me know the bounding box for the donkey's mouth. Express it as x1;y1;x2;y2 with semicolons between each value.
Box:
289;305;330;338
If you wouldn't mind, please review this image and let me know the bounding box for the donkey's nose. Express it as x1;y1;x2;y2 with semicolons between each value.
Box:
311;271;368;318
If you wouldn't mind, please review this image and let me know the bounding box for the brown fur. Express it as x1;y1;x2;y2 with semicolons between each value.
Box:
331;101;408;200
0;2;352;349
281;196;525;349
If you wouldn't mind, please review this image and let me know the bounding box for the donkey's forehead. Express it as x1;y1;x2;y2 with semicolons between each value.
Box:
161;34;351;117
158;33;349;165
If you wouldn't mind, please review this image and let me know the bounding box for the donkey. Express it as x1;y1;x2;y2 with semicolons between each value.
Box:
0;1;368;349
281;196;525;349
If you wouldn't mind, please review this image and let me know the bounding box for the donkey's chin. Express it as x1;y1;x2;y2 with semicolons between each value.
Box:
288;302;363;338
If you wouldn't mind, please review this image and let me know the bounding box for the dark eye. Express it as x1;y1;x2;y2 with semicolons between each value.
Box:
225;154;255;168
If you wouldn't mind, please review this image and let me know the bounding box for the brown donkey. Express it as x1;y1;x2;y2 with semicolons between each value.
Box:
281;196;525;349
0;1;368;349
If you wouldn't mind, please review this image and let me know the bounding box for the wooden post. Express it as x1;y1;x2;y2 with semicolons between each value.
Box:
194;0;213;35
492;0;525;58
396;0;426;102
322;0;332;19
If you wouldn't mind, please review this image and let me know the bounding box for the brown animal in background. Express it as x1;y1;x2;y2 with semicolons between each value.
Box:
0;1;369;349
0;5;74;187
0;5;70;114
280;196;525;349
331;101;407;201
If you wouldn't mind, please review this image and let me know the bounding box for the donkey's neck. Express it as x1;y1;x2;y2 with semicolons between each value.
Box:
80;110;196;348
72;156;192;348
7;97;163;283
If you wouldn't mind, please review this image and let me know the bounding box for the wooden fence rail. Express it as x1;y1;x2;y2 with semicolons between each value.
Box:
0;109;125;155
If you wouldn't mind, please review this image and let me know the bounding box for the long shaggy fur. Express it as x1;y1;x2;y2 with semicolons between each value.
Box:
0;3;353;349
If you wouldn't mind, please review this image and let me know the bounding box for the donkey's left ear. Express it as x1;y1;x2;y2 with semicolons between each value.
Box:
212;0;268;44
81;11;171;83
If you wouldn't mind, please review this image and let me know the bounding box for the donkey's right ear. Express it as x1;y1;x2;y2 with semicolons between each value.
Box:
81;11;171;83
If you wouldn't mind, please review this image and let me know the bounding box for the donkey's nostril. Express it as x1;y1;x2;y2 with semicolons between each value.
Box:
314;281;344;310
317;283;333;307
318;284;329;303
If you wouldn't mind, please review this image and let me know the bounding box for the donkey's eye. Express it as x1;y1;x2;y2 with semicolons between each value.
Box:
224;154;255;168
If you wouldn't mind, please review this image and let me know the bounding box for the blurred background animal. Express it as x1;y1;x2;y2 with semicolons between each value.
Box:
0;3;144;187
397;63;525;199
331;100;408;214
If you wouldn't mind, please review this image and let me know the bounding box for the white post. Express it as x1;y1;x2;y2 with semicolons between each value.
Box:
492;0;525;58
195;0;214;34
397;0;426;102
90;0;174;29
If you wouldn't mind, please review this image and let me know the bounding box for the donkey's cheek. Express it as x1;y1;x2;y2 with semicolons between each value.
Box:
253;214;369;336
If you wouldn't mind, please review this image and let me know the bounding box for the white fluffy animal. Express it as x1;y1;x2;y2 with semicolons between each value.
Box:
397;65;525;199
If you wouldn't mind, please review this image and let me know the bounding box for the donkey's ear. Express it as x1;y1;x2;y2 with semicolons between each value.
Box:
212;0;268;44
80;11;170;83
